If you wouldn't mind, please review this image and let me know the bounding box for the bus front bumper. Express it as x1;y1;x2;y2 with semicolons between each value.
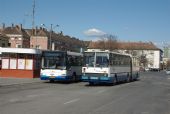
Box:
40;75;73;81
81;75;115;84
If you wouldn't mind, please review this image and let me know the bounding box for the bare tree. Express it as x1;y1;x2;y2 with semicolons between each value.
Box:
140;54;148;70
88;34;118;50
166;60;170;69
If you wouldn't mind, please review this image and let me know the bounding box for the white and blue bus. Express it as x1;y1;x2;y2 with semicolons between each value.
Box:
40;50;83;82
81;49;140;85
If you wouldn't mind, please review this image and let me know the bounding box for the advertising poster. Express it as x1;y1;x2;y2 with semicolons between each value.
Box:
18;59;25;69
25;59;33;70
2;59;9;69
10;59;17;69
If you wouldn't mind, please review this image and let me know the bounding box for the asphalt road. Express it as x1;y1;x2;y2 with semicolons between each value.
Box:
0;71;170;114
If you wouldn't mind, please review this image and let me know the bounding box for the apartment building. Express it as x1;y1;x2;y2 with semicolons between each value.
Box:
1;24;86;52
2;24;30;48
0;33;9;47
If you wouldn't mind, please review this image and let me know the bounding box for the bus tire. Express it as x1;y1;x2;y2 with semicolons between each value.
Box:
113;78;117;85
127;73;130;82
127;73;132;82
49;80;54;83
115;74;118;83
72;72;77;82
89;82;94;85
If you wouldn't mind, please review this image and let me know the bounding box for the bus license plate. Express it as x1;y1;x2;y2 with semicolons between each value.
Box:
50;76;55;78
90;77;98;80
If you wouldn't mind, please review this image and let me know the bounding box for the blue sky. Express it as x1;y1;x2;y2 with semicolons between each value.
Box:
0;0;170;48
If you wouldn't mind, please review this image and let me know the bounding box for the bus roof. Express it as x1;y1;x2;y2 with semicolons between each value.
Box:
67;51;83;56
42;50;83;56
0;47;42;54
85;49;131;57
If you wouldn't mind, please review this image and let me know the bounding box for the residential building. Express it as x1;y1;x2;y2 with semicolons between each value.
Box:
26;27;85;52
1;24;86;52
0;33;9;47
163;46;170;69
2;24;30;48
118;42;163;71
163;46;170;58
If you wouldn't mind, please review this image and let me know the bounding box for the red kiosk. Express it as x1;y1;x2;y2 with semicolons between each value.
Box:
0;48;42;78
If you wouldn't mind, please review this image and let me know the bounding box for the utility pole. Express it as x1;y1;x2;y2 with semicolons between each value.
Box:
41;24;59;50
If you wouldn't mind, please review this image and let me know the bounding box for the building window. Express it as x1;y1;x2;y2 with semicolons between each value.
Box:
8;43;11;47
2;43;5;47
16;44;22;48
36;45;41;49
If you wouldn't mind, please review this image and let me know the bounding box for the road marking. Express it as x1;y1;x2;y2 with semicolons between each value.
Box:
26;93;50;98
64;98;80;105
141;112;149;114
97;90;106;94
9;98;19;103
90;92;134;113
168;78;170;80
27;94;39;98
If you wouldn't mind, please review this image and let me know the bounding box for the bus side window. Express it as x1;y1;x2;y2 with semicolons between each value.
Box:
67;56;73;69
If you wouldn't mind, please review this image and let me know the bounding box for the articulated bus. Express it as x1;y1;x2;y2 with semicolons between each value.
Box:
81;49;140;85
40;50;83;82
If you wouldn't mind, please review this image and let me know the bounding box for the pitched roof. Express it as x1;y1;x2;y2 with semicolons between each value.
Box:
2;26;22;35
117;42;159;50
0;33;9;40
2;25;29;38
88;41;159;50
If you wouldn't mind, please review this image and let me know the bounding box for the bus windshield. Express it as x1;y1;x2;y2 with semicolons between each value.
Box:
84;52;95;67
42;52;66;70
96;53;109;67
84;52;109;67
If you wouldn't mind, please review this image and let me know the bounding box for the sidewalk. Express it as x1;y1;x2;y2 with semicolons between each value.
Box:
0;77;42;86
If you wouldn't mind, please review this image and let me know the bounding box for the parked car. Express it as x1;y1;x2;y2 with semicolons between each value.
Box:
166;68;170;74
145;68;150;71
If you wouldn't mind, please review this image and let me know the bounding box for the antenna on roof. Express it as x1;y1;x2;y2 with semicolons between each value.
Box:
32;0;35;35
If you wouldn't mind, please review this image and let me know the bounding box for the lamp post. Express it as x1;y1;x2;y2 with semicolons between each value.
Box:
41;24;59;50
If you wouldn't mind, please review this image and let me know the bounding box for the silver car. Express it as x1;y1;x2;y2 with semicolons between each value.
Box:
166;68;170;74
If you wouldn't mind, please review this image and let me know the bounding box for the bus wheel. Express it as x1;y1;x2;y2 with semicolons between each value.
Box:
113;78;117;85
72;72;77;82
49;80;54;83
89;82;94;85
127;73;131;82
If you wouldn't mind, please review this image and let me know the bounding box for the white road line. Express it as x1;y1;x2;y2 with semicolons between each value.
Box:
26;93;49;98
27;94;39;98
97;90;106;94
168;78;170;79
64;98;80;105
9;98;19;103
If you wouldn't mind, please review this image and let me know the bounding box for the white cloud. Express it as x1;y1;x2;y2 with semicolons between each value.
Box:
83;28;106;37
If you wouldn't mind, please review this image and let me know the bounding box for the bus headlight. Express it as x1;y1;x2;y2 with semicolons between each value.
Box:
104;73;108;76
103;71;108;76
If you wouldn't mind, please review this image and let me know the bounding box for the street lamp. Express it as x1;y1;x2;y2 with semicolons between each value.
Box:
41;24;59;50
